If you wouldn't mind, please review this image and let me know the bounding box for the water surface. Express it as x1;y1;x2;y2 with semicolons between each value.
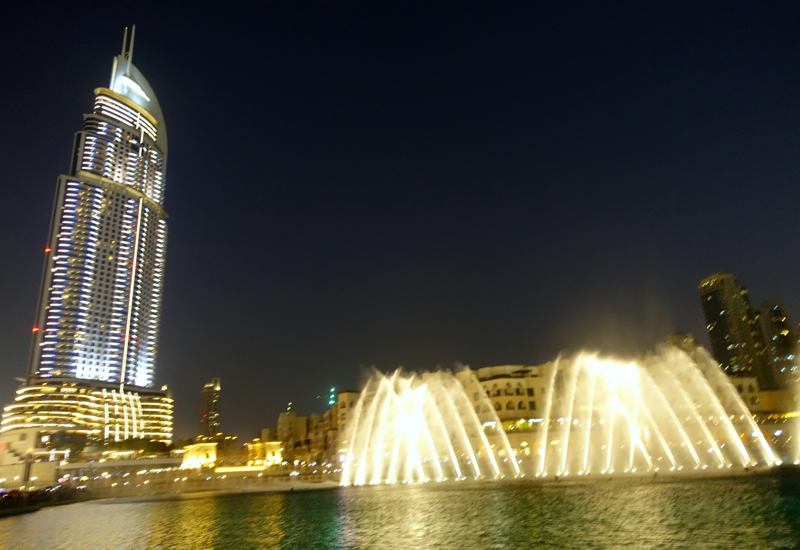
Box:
1;476;799;549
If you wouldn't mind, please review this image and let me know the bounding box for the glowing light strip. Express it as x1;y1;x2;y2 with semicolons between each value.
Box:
120;198;143;389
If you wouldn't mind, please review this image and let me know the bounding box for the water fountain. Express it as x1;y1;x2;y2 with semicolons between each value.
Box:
340;346;778;486
341;369;520;486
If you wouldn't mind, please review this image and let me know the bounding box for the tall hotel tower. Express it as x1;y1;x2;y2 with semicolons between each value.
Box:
1;27;173;445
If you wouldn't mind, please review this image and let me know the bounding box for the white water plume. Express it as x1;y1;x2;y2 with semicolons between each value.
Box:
341;369;519;486
340;347;777;486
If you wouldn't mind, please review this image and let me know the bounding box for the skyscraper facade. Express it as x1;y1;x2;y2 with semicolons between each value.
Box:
199;379;221;437
1;28;173;444
30;29;167;386
698;273;777;390
755;300;798;386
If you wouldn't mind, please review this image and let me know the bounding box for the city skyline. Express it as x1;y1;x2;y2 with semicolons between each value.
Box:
1;3;800;440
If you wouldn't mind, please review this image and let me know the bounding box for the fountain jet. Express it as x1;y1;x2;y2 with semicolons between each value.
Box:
340;347;777;486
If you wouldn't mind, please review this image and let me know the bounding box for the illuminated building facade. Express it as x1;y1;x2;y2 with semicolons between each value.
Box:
199;378;221;437
698;273;778;390
455;365;551;420
245;440;283;467
29;27;167;386
1;379;173;443
181;442;217;469
755;300;798;386
1;27;173;444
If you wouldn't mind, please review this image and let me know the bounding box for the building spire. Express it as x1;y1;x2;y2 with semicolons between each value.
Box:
121;25;136;70
128;25;136;68
121;27;128;56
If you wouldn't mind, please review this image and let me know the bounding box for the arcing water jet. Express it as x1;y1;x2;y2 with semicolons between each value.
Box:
340;347;777;486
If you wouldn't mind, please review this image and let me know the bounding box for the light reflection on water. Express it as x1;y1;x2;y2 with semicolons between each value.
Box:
1;476;799;549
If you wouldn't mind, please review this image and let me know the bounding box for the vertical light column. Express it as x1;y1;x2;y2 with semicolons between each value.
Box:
120;198;143;389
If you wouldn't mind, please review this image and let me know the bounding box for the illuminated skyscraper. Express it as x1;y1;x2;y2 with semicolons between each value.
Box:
698;273;777;390
1;27;173;443
755;300;798;387
29;28;167;386
199;379;221;437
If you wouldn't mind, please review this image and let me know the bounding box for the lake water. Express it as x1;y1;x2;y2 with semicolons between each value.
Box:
1;475;799;549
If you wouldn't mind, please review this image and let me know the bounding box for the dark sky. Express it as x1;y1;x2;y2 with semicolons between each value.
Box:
1;1;799;441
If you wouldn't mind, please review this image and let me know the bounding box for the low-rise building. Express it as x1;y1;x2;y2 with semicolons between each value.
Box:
244;440;283;467
277;412;307;443
336;390;360;461
455;363;555;423
0;428;63;490
196;433;238;451
731;376;762;411
181;442;217;469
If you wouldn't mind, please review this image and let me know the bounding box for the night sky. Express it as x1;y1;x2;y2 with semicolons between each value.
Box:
1;1;799;441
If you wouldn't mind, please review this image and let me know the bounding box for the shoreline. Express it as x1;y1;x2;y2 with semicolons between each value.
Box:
102;480;341;503
3;464;798;517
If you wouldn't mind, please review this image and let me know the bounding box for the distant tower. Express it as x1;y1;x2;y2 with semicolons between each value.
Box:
755;300;797;387
698;273;776;389
199;378;221;437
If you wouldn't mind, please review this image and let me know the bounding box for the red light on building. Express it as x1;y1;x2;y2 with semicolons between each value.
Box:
32;327;40;333
45;247;51;253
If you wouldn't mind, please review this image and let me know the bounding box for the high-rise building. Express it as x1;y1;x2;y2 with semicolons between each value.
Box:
755;300;798;386
698;273;777;390
30;27;167;385
1;27;173;444
199;378;221;437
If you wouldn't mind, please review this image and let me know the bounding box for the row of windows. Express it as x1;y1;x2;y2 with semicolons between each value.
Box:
489;401;536;411
474;387;535;400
